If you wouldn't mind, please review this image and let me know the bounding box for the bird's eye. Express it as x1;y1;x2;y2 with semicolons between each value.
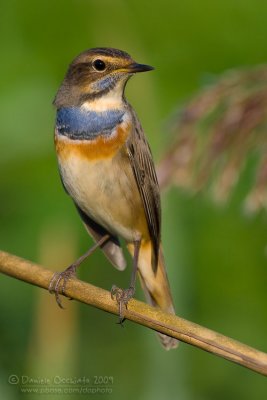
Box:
93;59;106;71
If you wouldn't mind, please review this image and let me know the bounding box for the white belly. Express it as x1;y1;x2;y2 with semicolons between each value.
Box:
58;153;142;242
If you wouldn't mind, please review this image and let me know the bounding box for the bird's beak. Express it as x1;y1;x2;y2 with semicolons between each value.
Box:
123;62;154;73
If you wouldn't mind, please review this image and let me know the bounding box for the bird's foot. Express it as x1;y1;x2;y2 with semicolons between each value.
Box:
111;285;135;324
49;264;77;308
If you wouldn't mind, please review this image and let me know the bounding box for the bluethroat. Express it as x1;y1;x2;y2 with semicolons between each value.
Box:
49;47;178;349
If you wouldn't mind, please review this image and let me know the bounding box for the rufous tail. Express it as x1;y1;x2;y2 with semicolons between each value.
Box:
127;241;179;350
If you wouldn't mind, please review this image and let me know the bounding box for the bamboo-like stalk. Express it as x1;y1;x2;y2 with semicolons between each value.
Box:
1;249;267;376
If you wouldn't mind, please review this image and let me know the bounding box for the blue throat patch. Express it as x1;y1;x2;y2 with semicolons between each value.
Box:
56;107;125;140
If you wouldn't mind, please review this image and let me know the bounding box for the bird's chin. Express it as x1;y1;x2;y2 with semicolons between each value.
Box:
91;74;119;93
88;74;129;99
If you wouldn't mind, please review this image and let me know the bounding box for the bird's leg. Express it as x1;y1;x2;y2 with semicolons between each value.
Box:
49;234;110;308
111;240;141;323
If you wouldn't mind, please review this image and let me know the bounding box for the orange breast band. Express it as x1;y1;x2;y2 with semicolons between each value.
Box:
55;123;130;161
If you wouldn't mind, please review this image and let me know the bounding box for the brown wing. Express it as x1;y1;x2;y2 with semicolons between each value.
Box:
126;106;161;272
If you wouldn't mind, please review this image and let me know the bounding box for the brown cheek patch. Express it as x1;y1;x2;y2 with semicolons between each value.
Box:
55;124;130;161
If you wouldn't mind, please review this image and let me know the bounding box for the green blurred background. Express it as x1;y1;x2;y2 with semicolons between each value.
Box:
1;0;267;398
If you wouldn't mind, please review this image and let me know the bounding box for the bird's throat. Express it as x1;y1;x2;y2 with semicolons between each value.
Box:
56;107;125;140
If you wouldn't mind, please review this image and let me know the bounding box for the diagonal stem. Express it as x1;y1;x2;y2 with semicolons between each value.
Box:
0;249;267;376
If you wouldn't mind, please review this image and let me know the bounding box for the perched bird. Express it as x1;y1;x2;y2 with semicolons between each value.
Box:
50;47;178;349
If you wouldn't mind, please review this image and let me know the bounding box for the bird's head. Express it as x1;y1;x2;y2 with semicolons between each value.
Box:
54;47;154;109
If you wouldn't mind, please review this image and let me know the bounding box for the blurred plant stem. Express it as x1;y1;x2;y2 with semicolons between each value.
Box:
26;221;79;377
1;250;267;376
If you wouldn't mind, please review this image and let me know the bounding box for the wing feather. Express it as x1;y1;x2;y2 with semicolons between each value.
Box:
126;106;161;271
